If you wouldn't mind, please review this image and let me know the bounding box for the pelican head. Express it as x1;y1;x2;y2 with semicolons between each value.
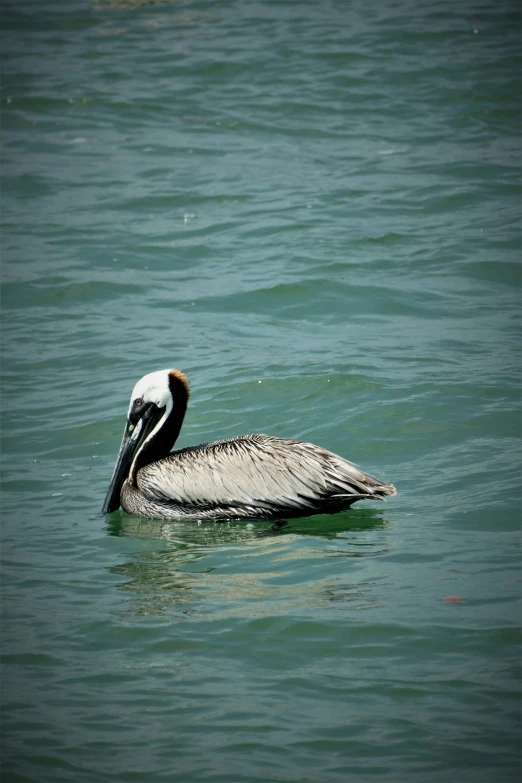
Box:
102;369;189;513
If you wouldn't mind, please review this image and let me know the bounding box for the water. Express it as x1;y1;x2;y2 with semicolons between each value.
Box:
1;1;520;781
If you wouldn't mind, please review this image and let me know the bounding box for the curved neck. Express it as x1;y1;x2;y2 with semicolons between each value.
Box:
132;374;189;478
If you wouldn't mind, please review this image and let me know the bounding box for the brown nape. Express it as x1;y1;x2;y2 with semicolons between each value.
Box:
168;369;190;399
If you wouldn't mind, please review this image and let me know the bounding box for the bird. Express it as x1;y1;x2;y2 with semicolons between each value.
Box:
102;368;396;522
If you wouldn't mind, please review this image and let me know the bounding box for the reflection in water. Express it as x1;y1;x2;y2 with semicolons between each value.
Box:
107;507;388;543
107;510;391;617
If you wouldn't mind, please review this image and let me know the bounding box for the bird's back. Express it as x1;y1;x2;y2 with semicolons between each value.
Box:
121;434;395;522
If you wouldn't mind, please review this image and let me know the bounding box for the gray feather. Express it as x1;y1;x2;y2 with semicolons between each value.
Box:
121;434;396;522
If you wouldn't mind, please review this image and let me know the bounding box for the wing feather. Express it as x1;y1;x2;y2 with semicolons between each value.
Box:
136;434;395;517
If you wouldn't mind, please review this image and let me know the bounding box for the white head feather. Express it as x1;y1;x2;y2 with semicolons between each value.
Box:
128;369;174;419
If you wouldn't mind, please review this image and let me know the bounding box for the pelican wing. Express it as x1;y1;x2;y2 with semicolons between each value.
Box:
136;434;394;517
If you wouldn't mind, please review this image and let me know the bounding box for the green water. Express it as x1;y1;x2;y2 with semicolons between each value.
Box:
1;1;520;781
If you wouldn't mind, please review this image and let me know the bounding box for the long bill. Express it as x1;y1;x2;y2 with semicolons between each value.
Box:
102;403;163;514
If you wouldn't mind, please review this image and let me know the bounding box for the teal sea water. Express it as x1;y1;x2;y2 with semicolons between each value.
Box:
1;1;520;781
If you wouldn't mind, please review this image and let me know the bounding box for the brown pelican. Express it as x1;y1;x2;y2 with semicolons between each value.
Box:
102;369;396;522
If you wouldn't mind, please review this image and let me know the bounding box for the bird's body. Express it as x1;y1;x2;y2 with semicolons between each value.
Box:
103;369;396;522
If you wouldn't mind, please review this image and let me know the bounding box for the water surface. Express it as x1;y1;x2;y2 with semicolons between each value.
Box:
1;1;520;781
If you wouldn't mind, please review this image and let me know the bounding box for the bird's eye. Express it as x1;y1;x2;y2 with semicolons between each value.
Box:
134;398;143;407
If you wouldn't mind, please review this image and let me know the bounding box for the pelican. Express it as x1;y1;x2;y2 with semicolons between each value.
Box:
102;369;396;522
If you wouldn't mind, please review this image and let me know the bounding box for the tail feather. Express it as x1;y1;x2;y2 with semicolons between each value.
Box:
333;492;385;501
373;483;396;497
334;482;396;502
